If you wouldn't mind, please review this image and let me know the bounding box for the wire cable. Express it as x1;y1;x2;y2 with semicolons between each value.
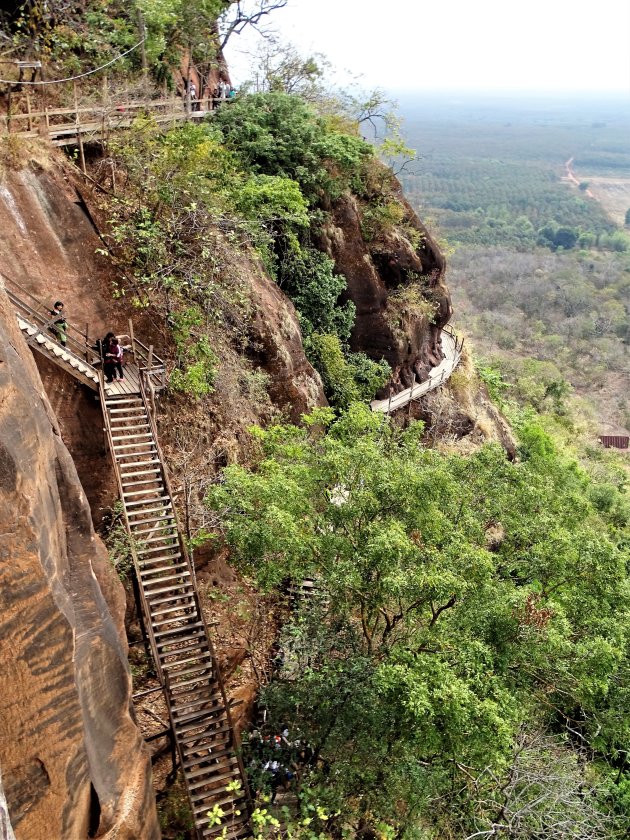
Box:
0;38;145;85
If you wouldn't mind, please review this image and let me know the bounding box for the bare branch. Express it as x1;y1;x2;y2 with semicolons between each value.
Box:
219;0;288;50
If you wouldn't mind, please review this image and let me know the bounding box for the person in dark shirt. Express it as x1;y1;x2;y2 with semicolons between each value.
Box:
49;301;67;346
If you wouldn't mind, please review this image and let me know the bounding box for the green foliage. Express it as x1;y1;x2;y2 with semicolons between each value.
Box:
103;501;135;581
305;334;389;409
234;174;309;230
360;199;406;241
279;247;355;341
208;406;629;837
169;307;218;396
478;362;512;404
215;92;373;200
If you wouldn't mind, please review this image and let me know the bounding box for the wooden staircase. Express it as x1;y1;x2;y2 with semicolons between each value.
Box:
102;383;252;839
7;279;252;838
16;312;112;392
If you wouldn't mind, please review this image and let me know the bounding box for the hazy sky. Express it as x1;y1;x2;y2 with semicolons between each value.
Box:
226;0;630;94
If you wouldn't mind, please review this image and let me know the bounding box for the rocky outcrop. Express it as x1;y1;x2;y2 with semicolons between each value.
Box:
316;185;452;394
246;254;326;419
0;287;159;839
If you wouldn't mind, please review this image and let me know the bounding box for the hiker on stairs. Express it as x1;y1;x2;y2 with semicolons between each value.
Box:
49;301;67;346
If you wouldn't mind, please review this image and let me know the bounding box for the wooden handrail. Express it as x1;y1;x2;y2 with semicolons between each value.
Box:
2;97;221;124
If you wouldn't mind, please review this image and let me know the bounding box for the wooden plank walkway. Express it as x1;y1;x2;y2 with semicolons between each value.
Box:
371;327;463;414
1;97;218;147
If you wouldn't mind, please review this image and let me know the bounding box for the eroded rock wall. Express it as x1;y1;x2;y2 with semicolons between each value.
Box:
317;184;452;394
0;287;159;839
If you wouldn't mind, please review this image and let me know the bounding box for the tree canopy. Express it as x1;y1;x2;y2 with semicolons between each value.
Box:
207;405;630;837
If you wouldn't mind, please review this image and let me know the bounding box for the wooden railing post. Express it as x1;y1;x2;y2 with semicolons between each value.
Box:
25;90;32;132
73;81;87;175
128;318;135;360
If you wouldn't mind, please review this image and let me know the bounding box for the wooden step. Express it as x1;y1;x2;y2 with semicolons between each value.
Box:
162;652;212;671
127;503;172;518
113;441;156;451
182;749;236;774
168;670;215;692
175;718;233;738
121;478;163;489
108;407;147;414
144;572;192;591
180;744;235;768
129;515;175;530
193;791;248;822
169;684;221;706
137;541;180;555
123;488;166;499
111;423;151;432
136;533;179;547
143;580;194;597
132;521;175;536
119;467;161;479
162;652;213;675
112;432;153;442
176;714;231;739
126;494;169;507
139;560;187;576
153;619;202;640
151;602;196;618
117;458;161;469
106;398;143;405
139;553;182;568
146;592;196;608
152;612;198;629
172;699;223;723
186;763;241;788
188;766;242;796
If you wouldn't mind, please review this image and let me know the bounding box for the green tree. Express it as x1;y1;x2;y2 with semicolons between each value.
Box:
207;407;629;837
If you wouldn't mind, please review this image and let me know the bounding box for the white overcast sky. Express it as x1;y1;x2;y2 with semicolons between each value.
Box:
226;0;630;95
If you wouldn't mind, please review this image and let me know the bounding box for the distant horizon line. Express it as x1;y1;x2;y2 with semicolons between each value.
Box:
388;88;630;99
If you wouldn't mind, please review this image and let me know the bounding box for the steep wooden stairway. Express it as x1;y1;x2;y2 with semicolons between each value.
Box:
7;280;252;839
16;312;110;391
101;382;252;839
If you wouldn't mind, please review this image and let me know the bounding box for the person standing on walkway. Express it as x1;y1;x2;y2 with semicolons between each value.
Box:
189;81;198;112
49;301;67;346
104;337;124;382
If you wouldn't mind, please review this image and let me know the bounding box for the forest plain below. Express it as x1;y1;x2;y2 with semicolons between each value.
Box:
398;92;630;437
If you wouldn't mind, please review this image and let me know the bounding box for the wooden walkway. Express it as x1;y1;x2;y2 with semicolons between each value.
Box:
9;281;252;840
371;326;463;414
1;95;219;148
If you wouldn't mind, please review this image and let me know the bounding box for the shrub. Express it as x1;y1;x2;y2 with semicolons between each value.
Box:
215;92;372;200
361;200;406;241
279;246;355;341
305;333;389;409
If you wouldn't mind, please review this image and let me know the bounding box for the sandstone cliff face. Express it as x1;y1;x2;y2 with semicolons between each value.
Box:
0;288;159;839
317;187;452;393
